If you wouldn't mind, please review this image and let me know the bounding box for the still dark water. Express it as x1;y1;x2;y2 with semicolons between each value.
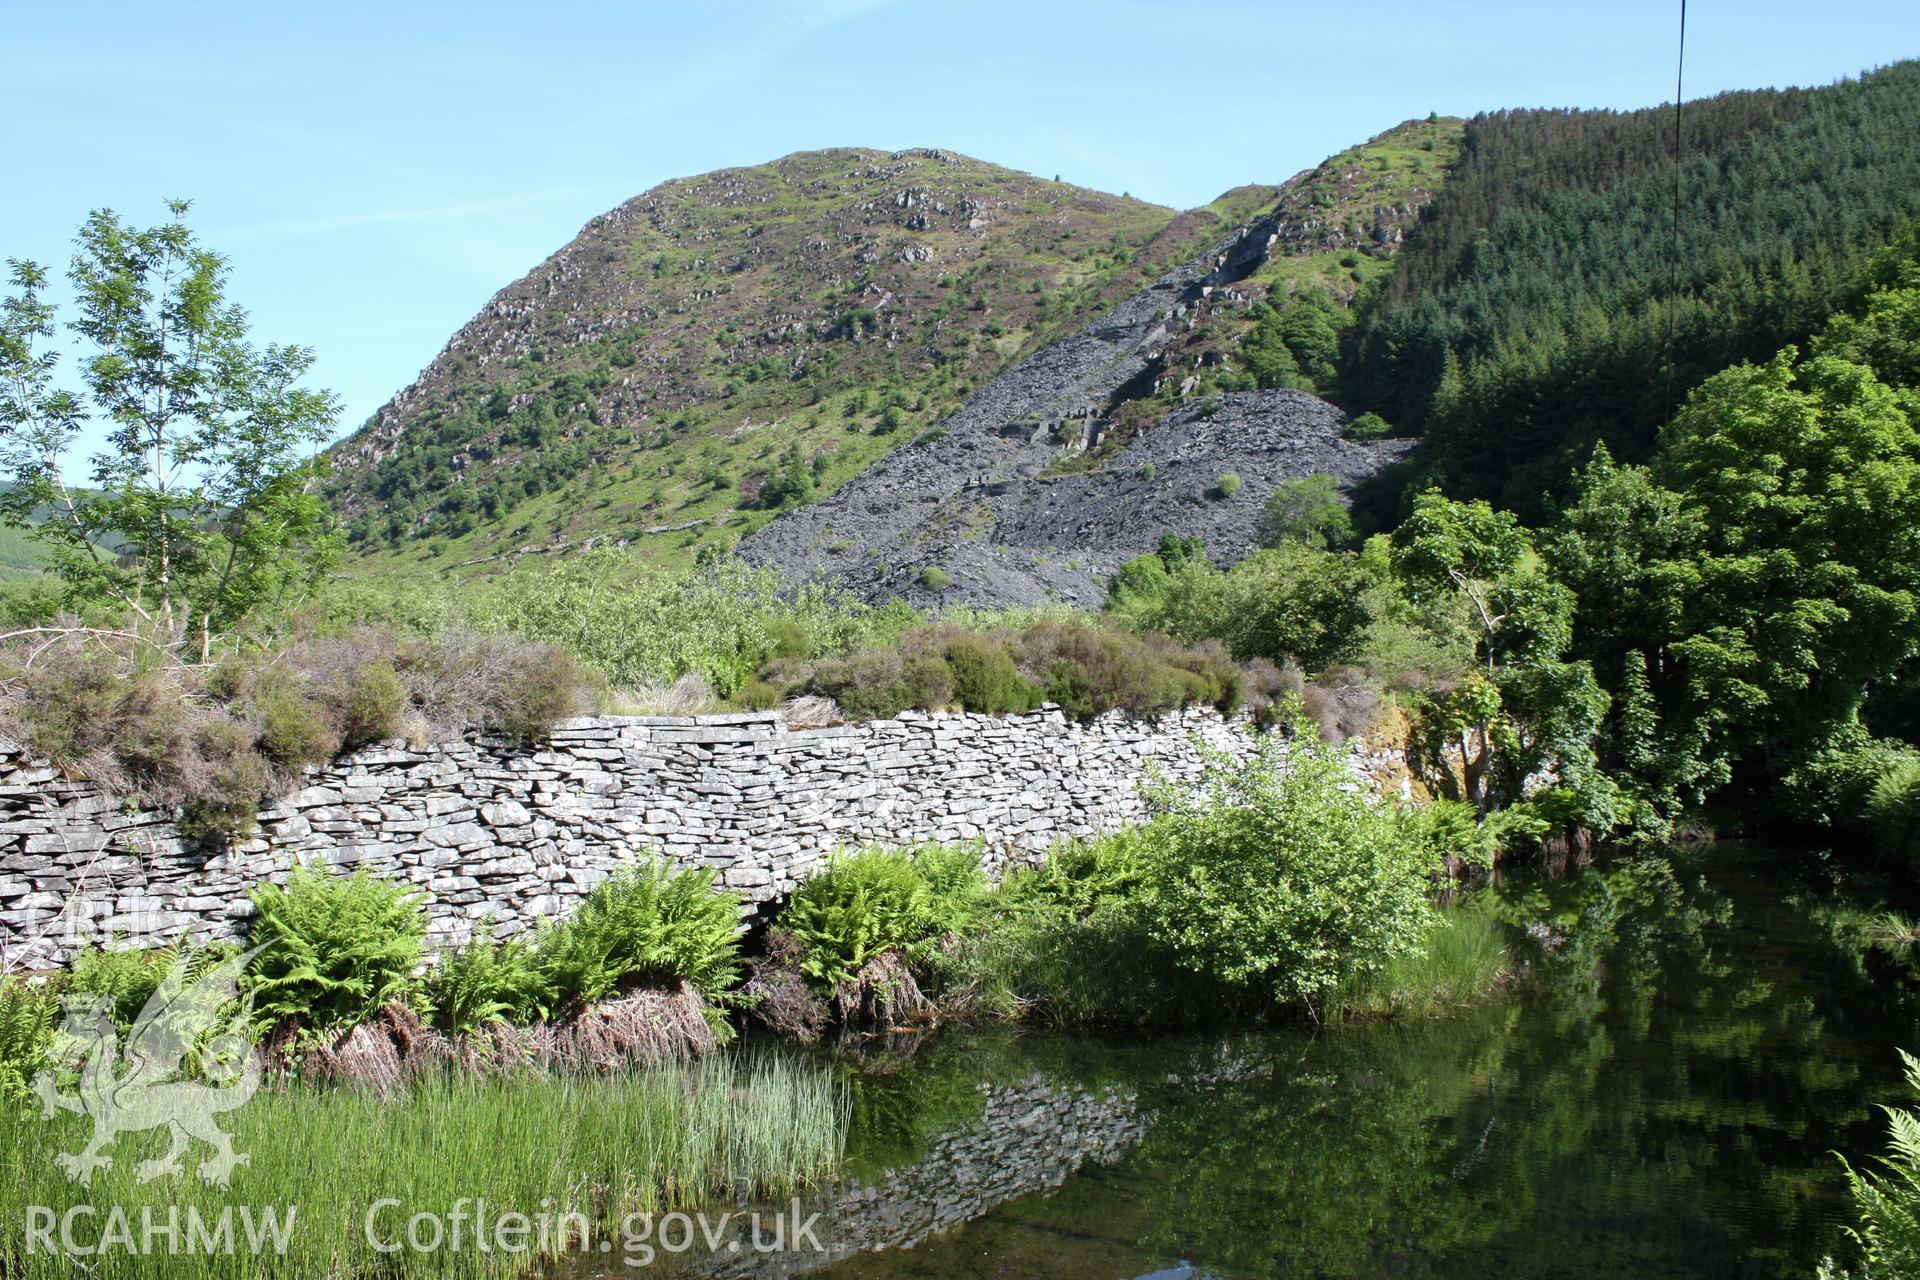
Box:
794;842;1920;1280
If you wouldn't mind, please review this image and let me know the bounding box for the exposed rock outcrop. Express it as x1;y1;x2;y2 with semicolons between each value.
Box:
739;215;1411;607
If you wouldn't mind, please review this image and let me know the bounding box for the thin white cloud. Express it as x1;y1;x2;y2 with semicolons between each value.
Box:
222;183;635;240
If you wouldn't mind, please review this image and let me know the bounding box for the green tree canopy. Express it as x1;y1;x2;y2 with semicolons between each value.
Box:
1258;473;1354;550
0;202;340;651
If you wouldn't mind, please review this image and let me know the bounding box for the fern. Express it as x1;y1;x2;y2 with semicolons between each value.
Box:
68;942;170;1030
1826;1049;1920;1278
244;864;429;1040
429;926;547;1033
1867;760;1920;866
996;828;1153;924
535;859;742;1006
785;849;931;990
0;976;58;1106
908;843;988;941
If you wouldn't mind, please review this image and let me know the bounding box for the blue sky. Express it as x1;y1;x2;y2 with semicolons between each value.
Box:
5;0;1917;445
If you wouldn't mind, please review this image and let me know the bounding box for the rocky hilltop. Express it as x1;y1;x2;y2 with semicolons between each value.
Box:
322;130;1463;596
325;148;1278;569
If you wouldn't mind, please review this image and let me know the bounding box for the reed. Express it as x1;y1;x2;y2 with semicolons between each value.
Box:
1327;905;1511;1021
0;1052;846;1279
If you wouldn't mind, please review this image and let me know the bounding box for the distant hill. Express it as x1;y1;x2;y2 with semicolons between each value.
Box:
326;62;1920;603
326;148;1279;573
1340;61;1920;517
0;524;50;583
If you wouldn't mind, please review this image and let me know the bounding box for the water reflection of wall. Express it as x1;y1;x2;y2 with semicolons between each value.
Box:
688;1074;1147;1278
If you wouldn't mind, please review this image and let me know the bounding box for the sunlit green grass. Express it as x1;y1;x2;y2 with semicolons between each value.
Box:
0;1053;846;1279
1328;905;1510;1021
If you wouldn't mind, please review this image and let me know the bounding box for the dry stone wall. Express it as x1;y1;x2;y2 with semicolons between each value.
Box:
0;706;1405;969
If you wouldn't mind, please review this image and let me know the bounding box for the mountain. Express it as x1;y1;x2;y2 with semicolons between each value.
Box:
328;62;1920;604
326;126;1459;600
326;148;1280;571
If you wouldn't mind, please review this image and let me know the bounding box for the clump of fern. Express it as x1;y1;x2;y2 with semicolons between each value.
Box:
785;844;988;990
0;976;58;1105
535;860;743;1008
1867;758;1920;866
1822;1048;1920;1278
244;865;429;1041
428;926;547;1034
66;942;170;1030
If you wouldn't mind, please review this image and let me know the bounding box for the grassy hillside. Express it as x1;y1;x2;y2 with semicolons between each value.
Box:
0;526;49;583
328;148;1279;578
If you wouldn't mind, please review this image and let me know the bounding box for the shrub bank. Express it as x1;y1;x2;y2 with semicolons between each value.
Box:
0;626;588;846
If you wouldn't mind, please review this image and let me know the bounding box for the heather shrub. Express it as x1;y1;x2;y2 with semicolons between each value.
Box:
535;859;742;1006
489;644;588;739
731;679;785;711
383;627;570;739
176;715;275;845
1;623;603;850
1160;636;1244;716
797;617;1248;724
245;865;430;1040
334;660;407;747
1012;616;1184;721
1300;669;1385;745
1242;658;1307;727
937;630;1033;714
107;679;207;800
7;642;129;768
806;648;910;719
250;677;341;769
